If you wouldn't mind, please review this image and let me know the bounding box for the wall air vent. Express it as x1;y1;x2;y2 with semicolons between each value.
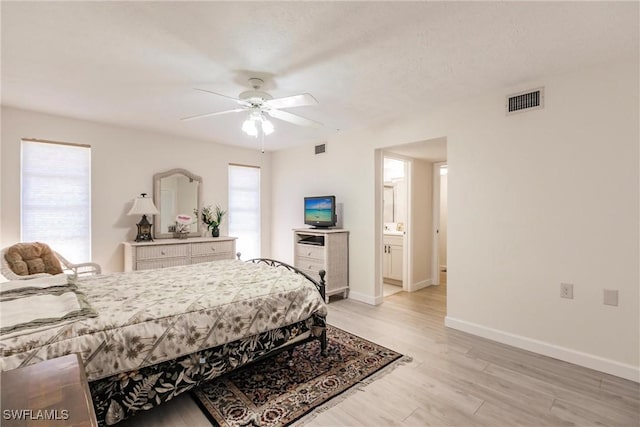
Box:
315;143;326;154
506;87;544;115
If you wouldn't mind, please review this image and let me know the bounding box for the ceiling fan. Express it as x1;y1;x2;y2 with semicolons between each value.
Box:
181;78;322;135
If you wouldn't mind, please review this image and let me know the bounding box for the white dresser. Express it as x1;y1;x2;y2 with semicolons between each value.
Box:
293;228;349;302
123;237;237;271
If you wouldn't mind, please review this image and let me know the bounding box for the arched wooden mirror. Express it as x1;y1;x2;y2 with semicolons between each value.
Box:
153;168;202;239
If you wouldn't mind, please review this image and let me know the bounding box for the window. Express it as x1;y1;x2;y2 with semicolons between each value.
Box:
228;164;260;259
21;139;91;263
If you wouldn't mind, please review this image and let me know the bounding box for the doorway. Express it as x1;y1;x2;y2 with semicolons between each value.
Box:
382;156;409;296
374;137;447;304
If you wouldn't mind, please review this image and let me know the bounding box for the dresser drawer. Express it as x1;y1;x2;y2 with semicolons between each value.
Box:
192;253;234;264
295;257;325;274
123;238;237;271
191;241;234;257
295;244;325;260
136;257;190;270
136;244;189;260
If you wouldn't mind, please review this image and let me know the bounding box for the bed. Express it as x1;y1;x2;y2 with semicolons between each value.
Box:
0;258;328;425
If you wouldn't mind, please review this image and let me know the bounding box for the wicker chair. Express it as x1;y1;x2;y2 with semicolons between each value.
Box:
1;242;101;280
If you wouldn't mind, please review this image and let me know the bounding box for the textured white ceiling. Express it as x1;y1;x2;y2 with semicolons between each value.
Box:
2;2;638;151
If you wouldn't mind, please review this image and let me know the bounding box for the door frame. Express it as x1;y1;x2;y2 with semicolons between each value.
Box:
432;161;446;285
376;151;412;300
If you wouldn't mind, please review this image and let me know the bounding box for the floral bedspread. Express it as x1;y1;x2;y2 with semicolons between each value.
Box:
91;318;319;425
0;260;327;381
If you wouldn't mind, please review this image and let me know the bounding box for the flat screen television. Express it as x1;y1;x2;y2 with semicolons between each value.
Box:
304;196;336;228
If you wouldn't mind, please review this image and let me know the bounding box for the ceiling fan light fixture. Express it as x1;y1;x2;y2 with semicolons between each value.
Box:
185;78;322;147
242;118;258;137
261;118;274;135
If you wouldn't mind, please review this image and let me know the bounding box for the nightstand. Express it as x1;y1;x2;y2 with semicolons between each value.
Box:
1;354;97;427
293;228;349;302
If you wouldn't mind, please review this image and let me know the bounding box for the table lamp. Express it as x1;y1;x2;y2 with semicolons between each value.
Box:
128;193;160;242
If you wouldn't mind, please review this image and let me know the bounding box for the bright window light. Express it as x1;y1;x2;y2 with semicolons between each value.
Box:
228;164;261;259
21;140;92;263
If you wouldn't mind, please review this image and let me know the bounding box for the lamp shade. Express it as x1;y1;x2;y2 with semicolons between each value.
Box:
128;194;160;215
242;118;258;137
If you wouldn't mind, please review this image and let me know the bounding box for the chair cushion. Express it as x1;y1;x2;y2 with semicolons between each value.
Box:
4;243;63;276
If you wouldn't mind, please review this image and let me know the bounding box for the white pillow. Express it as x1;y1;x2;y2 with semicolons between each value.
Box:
0;274;9;283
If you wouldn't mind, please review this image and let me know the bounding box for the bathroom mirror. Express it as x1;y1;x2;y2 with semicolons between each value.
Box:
153;168;202;239
383;184;395;223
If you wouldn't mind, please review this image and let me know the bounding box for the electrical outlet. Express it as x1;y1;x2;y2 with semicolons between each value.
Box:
603;289;619;306
560;283;574;299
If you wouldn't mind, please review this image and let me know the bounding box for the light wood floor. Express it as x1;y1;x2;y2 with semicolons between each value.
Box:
119;275;639;426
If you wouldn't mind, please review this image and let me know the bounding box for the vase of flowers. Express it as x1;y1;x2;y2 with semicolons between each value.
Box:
173;214;193;239
195;205;226;238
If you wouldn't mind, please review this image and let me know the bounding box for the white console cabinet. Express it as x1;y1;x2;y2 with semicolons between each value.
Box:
293;229;349;302
123;237;237;271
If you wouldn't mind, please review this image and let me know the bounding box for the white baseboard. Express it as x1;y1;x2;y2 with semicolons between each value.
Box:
409;279;431;292
445;316;639;382
349;290;383;306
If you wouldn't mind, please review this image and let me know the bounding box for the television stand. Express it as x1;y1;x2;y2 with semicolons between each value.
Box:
298;234;325;246
293;228;349;303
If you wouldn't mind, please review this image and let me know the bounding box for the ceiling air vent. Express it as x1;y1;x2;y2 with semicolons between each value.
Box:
315;143;326;155
506;87;544;115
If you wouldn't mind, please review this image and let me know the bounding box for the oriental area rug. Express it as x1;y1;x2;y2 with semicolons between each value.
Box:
192;325;409;427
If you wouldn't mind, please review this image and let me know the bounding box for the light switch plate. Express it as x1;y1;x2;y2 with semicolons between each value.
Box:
603;289;619;306
560;283;574;299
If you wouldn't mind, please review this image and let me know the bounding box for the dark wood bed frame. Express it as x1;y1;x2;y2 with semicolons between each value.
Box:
89;257;328;425
246;258;328;357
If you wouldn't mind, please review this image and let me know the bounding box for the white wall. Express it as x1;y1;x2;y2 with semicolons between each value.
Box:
271;136;376;302
439;171;448;269
271;60;639;379
409;158;433;290
1;107;272;272
444;61;639;380
393;178;406;226
0;108;3;240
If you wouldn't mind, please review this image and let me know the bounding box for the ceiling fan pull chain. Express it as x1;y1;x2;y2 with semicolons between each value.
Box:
261;130;265;154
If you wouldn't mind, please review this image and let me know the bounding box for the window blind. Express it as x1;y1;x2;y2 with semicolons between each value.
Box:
21;140;91;263
228;164;260;259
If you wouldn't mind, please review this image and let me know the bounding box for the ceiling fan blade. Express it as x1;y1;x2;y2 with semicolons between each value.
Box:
264;93;318;109
267;109;322;128
180;108;245;122
193;88;251;107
